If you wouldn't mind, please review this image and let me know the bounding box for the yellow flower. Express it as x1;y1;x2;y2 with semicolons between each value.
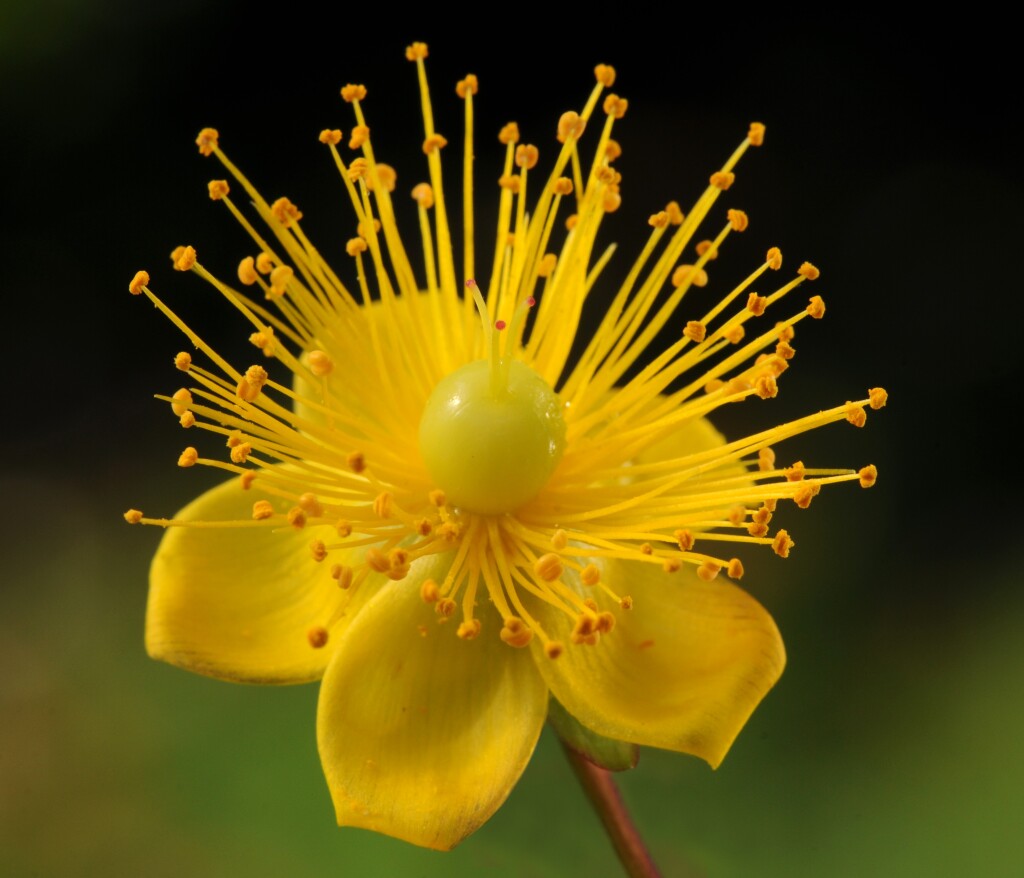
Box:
125;44;885;851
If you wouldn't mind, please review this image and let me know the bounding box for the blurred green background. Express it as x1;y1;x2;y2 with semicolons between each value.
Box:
3;4;1021;876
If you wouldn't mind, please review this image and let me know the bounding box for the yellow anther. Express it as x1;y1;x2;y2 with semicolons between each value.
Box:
605;139;622;161
129;270;150;295
753;506;773;526
538;253;558;277
229;442;252;464
420;579;440;603
171;387;192;417
340;84;367;103
179;411;196;428
307;626;329;649
846;403;867;428
298;493;323;518
307;350;333;377
748;521;769;537
349;125;369;149
776;341;796;360
551;528;568;551
619;596;634;610
534;552;564;582
411;182;434;208
500;618;533;648
683;321;706;343
287;506;307;529
727;208;749;232
332;565;354;589
244;364;268;391
389;549;409;568
373;491;392;519
249;328;276;356
178;447;198;467
710;171;735;190
674;529;695;551
671;264;708;288
252;499;274;520
240;471;256;490
602;94;628;118
226;430;243;448
268;267;293;296
594;63;616;87
123;509;143;524
603;190;622;213
310;539;328;562
727;559;745;580
785;460;806;481
648;211;669;229
777;322;795;342
346;237;368;257
764;498;778;513
545;642;564;659
498;122;520;145
319;128;343;145
728;505;747;526
255;252;274;274
665;201;684;225
662;558;682;574
405;42;429;61
436;598;456;618
766;247;783;270
553;177;573;196
357;218;382;238
207;179;229;200
270;197;303;227
695;240;719;259
437;521;460;542
387;561;411;582
640;543;653;555
571;614;597;645
597;166;617;184
457;619;481;640
859;465;878;488
366;163;397;193
697;562;721;582
498;174;521;193
772;530;795;558
366;548;390;573
195;128;219;156
806;295;826;320
755;374;778;399
336;519;352;538
415;518;433;536
515;144;539;169
794;483;821;509
743;122;766;147
869;387;889;410
565;214;578;230
578;564;600;586
724;325;745;344
171;351;192;373
422;133;448;154
172;245;196;272
798;261;820;280
429;488;446;507
456;74;479;98
557;111;586;144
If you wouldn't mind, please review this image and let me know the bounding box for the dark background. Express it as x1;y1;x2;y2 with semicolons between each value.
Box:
2;4;1021;876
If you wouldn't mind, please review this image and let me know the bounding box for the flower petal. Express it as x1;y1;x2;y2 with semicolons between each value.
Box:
530;563;785;768
317;555;548;850
146;476;361;683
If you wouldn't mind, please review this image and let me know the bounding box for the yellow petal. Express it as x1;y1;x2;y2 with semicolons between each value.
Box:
317;555;548;850
530;562;784;768
146;476;361;683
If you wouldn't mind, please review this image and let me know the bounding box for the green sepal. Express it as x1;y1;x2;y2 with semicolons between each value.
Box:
547;695;639;772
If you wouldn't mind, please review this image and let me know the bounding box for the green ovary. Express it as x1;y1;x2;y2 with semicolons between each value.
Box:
418;360;566;515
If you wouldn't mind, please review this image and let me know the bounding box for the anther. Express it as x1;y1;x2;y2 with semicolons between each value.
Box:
174;352;192;371
748;521;769;537
271;198;303;227
727;558;745;579
581;564;601;586
336;520;352;538
129;270;149;295
415;518;433;536
240;471;256;490
534;553;564;582
366;548;389;573
777;322;795;342
538;254;558;277
347;451;366;473
498;122;520;145
457;620;481;640
710;171;735;190
759;447;776;472
766;247;783;270
515;144;539;169
869;387;889;410
551;529;568;551
172;245;196;272
619;596;633;610
675;528;695;551
123;509;143;524
603;191;622;213
340;84;367;103
640;543;653;555
772;530;795;558
748;122;766;146
602;94;628;118
368;163;397;193
332;565;354;589
729;506;747;526
422;134;448;154
178;447;198;467
436;598;456;619
605;139;622;161
349;125;369;149
665;201;685;225
683;321;706;343
672;265;708;288
785;461;806;481
405;42;429;61
806;295;826;319
859;465;878;488
755;374;778;399
373;492;392;519
411;183;435;208
456;75;479;98
727;209;749;232
545;642;564;659
724;325;746;344
798;262;820;281
846;403;867;428
696;240;719;259
429;488;446;507
594;64;616;86
697;562;721;582
346;238;368;257
420;579;440;603
171;388;192;417
195;128;219;156
662;558;682;573
557;111;586;143
255;253;274;274
287;507;307;528
356;218;381;238
308;350;334;377
207;180;229;200
307;626;329;649
794;483;820;509
299;493;324;517
179;411;195;428
648;211;669;229
252;500;274;520
498;174;521;193
553;177;573;196
310;539;327;562
776;341;796;360
319;129;343;145
500;618;533;648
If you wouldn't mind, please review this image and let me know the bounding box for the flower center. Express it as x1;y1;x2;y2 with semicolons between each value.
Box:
418;359;566;515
